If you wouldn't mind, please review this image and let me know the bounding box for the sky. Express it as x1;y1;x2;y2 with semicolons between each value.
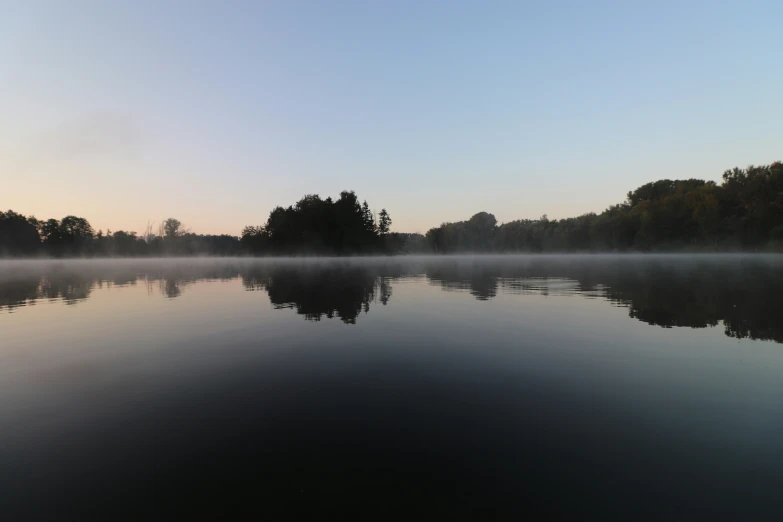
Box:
2;0;781;235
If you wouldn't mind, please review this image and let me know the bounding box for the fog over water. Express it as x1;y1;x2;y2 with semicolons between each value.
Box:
2;255;783;520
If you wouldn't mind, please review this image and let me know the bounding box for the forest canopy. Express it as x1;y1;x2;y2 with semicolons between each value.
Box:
426;162;783;252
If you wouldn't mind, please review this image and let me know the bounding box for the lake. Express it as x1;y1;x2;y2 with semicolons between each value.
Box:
2;255;783;520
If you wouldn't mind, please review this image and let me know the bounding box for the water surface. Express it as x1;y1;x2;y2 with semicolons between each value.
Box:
2;255;782;520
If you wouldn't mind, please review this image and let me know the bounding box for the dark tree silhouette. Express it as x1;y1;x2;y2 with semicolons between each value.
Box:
362;201;376;235
242;191;396;255
425;162;782;252
1;161;781;257
0;211;41;256
378;208;391;236
163;218;183;239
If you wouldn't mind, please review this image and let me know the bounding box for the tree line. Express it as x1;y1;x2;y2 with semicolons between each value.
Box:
0;190;415;257
0;214;244;257
1;162;781;256
426;162;783;252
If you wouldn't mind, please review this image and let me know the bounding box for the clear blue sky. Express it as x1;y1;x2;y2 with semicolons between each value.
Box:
2;0;781;235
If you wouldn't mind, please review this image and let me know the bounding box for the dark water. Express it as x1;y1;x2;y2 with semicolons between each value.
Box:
2;255;783;520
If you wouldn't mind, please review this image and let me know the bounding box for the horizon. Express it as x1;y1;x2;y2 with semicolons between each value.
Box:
3;1;782;235
3;163;783;239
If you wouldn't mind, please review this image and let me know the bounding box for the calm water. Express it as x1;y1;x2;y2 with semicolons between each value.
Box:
2;255;783;520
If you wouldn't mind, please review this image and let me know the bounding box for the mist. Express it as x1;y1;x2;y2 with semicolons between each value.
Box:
3;254;782;341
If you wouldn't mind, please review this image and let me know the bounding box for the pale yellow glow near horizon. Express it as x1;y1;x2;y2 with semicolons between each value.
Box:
2;112;769;238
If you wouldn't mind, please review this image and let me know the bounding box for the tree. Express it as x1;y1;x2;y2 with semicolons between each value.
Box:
112;230;142;256
241;225;269;253
0;210;41;255
163;218;183;239
60;216;94;239
143;221;157;243
378;209;391;235
244;192;393;254
40;219;62;245
59;216;94;255
362;201;376;234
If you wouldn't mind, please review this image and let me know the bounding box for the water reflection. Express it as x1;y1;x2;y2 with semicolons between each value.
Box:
3;256;783;520
242;265;393;323
1;256;782;342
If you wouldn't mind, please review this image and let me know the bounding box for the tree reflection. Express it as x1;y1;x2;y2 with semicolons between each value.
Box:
422;256;783;343
240;263;395;324
0;273;94;310
425;261;498;300
0;276;42;310
1;257;782;342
